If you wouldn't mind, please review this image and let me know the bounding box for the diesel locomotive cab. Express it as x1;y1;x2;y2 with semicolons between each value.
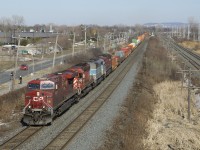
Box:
23;80;56;125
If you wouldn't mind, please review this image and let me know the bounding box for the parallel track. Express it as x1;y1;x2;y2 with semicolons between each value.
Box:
172;41;200;69
0;126;43;150
164;37;200;70
43;40;145;150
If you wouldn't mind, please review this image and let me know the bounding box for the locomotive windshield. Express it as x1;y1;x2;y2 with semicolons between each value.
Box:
40;81;55;90
28;81;55;90
28;83;40;90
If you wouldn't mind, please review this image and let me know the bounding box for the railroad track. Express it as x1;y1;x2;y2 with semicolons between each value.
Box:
172;41;200;69
43;41;145;150
161;36;200;70
0;126;43;149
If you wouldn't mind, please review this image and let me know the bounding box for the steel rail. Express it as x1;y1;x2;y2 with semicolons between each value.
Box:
0;126;43;150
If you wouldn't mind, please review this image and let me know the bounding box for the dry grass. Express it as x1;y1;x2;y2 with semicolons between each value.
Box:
0;88;25;123
179;41;200;53
144;81;200;150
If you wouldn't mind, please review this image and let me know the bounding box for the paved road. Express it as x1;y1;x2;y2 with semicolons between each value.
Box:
0;51;80;84
0;51;82;95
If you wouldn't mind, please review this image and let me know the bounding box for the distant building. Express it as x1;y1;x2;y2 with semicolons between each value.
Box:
30;29;35;32
49;25;54;33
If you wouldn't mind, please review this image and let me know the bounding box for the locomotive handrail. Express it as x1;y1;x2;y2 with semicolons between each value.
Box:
23;99;31;114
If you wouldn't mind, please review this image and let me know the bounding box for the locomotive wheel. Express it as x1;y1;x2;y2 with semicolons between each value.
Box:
75;95;80;103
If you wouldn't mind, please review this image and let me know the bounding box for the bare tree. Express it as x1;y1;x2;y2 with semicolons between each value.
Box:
0;17;12;43
12;15;24;28
134;24;145;35
0;17;12;32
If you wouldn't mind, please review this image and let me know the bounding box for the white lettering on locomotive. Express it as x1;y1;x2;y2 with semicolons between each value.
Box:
33;96;44;101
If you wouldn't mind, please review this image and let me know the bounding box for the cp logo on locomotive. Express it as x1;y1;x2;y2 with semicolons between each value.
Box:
33;97;44;101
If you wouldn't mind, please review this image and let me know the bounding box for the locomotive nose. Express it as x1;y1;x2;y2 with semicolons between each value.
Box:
31;92;45;109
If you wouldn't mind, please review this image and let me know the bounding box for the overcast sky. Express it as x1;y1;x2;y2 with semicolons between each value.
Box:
1;0;199;26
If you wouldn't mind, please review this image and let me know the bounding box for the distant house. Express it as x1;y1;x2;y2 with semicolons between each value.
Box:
2;45;17;51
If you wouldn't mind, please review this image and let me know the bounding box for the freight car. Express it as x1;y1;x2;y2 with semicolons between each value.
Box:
99;53;112;76
114;50;125;64
22;33;147;125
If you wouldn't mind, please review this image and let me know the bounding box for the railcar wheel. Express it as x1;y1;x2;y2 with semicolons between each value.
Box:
21;118;28;126
47;121;52;126
75;95;80;103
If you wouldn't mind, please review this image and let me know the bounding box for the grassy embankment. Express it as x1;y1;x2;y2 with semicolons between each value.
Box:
98;37;200;150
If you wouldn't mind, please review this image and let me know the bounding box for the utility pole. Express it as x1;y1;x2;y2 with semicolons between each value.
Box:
187;25;190;40
183;25;186;39
178;68;200;122
198;23;200;41
11;35;23;91
193;32;196;41
187;68;191;122
57;43;63;64
31;54;35;76
72;29;75;57
181;62;186;93
84;26;87;52
52;34;58;68
96;32;99;48
171;27;173;37
103;35;106;51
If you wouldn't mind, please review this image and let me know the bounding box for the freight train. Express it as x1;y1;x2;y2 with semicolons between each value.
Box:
22;33;147;125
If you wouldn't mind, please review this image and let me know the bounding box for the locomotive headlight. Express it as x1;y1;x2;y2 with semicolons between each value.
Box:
28;105;31;108
37;92;40;96
43;106;45;109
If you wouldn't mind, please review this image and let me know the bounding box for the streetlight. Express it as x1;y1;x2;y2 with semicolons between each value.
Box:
57;43;63;64
31;54;35;76
72;32;76;56
71;28;76;57
84;26;87;52
81;25;89;52
96;32;99;48
52;34;58;68
49;37;63;65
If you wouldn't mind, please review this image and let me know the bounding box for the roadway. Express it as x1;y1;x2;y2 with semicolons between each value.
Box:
0;54;68;84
